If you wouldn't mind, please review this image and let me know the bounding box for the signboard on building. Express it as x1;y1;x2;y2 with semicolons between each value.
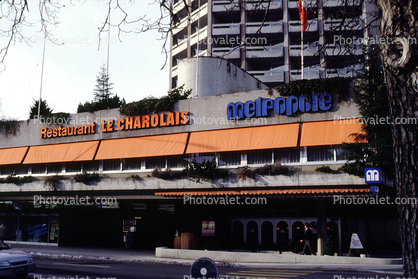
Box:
202;221;215;236
226;92;332;119
365;168;381;184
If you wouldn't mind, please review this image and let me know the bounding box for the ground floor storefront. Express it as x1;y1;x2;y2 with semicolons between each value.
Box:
0;191;400;255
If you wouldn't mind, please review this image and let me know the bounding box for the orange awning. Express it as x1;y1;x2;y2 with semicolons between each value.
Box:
23;141;99;164
300;119;365;146
156;187;371;196
0;147;28;166
95;133;189;160
186;123;300;154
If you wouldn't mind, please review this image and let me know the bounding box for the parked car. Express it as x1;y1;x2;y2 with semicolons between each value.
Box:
0;240;35;278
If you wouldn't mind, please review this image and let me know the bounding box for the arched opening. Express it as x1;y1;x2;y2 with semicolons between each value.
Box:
292;221;304;252
232;220;244;249
326;221;339;255
247;221;258;251
276;221;289;252
261;221;274;249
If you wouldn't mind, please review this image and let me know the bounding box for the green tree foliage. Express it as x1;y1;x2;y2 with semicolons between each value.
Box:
119;84;191;116
77;65;125;113
29;99;53;119
340;45;395;178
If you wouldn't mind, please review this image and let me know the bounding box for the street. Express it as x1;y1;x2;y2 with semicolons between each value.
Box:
25;258;404;279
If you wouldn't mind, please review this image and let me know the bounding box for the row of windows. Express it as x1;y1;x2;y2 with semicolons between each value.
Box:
0;146;351;176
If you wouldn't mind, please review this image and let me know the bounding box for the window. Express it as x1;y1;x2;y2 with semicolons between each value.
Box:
123;158;142;171
307;146;335;161
15;165;28;175
218;152;241;166
66;162;82;173
47;164;63;174
83;161;99;172
336;148;353;161
247;150;272;165
0;166;13;176
146;157;166;170
32;164;47;174
103;159;121;171
275;148;300;163
193;153;215;164
167;156;189;169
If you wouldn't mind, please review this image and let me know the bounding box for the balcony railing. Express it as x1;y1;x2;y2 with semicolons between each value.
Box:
246;21;284;34
213;23;240;36
247;46;284;58
288;20;318;32
248;70;285;83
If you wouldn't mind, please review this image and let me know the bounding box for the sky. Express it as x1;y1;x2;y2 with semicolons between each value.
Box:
0;0;169;120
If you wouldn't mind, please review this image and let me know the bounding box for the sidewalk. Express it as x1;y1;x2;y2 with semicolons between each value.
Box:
9;243;403;273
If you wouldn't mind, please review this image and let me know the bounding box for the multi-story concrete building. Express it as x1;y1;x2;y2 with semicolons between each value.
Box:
170;0;376;88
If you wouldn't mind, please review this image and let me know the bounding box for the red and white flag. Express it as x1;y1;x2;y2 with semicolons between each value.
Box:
298;0;308;32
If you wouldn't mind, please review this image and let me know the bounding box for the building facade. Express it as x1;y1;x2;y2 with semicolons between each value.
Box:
0;88;398;255
170;0;378;88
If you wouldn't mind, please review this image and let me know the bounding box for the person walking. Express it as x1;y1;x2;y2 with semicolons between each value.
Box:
0;223;6;241
300;223;314;255
0;222;7;248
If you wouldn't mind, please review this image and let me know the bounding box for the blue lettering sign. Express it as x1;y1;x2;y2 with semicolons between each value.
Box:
227;92;332;119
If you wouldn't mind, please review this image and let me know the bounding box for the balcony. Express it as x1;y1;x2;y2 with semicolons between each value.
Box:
290;69;320;81
248;70;285;83
245;0;283;10
246;21;284;34
172;36;188;56
212;47;240;59
289;45;319;57
213;0;239;12
213;23;240;36
288;0;316;9
325;45;364;56
247;46;284;59
190;26;208;46
324;18;363;31
323;0;361;7
288;20;318;32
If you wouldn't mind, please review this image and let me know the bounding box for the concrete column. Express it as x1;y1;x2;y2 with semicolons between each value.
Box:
239;0;247;70
318;0;326;78
283;0;290;83
317;200;327;256
187;0;192;58
207;0;213;55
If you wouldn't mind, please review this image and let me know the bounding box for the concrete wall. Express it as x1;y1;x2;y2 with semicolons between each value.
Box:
0;171;365;194
155;247;401;264
0;88;360;149
178;57;268;98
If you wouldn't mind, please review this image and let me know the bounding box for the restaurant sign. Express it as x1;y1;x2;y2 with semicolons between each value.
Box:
226;92;332;119
40;111;189;139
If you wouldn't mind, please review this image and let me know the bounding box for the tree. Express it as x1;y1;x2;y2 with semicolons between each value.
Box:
376;0;418;276
28;99;53;119
77;65;125;113
340;44;395;178
94;64;114;103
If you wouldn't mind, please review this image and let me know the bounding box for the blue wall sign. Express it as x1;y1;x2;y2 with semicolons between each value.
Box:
226;92;332;119
365;168;382;184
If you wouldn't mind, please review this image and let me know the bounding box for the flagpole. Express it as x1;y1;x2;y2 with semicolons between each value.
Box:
301;0;304;80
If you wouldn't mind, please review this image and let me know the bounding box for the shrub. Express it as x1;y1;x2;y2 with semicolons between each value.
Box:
315;165;333;173
238;166;255;180
0;175;36;184
152;168;184;180
74;172;100;185
339;162;364;176
253;163;290;176
44;175;64;191
183;157;229;182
